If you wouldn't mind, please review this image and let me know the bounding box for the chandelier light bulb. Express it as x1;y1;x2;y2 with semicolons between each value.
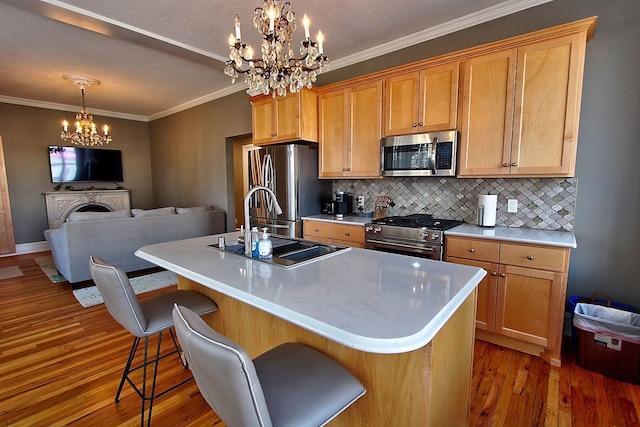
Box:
317;31;324;54
303;14;310;39
234;14;242;40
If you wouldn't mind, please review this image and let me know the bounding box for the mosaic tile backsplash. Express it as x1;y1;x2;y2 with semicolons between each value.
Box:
333;177;578;231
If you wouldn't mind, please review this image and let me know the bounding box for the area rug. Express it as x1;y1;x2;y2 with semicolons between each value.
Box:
0;265;23;280
35;255;66;283
72;270;178;308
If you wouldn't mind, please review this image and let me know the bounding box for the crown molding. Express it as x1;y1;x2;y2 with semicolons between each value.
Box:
0;95;148;122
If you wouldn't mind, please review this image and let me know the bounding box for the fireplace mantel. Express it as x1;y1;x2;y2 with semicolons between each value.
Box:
44;189;131;229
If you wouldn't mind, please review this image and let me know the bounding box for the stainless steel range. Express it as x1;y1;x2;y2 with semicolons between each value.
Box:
364;214;462;261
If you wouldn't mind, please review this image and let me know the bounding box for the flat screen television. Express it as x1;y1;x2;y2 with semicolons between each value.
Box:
48;146;123;183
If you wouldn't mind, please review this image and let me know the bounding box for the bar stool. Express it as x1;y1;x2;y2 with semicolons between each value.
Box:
89;256;218;426
172;304;366;427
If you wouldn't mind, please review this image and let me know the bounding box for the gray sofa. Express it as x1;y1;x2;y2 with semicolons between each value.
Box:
45;206;225;283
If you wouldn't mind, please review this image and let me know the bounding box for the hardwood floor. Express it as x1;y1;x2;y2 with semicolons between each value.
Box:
1;251;639;426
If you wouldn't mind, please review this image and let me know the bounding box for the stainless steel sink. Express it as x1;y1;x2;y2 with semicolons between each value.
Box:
210;236;350;268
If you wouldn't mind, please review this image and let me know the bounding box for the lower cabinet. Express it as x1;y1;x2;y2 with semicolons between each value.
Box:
445;236;570;366
303;220;365;248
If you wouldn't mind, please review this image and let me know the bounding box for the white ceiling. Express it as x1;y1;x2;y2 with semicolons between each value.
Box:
0;0;551;121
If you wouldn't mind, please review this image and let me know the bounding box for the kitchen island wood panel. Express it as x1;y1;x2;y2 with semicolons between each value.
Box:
180;276;477;427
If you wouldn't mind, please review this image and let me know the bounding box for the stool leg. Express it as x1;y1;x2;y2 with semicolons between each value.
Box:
116;336;140;403
169;329;188;368
145;332;163;427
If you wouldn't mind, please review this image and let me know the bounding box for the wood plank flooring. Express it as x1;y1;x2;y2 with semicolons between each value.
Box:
1;251;639;426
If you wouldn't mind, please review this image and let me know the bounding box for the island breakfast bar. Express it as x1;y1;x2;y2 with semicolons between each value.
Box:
136;232;486;426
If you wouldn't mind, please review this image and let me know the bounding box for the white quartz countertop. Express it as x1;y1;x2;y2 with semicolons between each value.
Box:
136;232;486;354
446;224;577;248
302;214;372;225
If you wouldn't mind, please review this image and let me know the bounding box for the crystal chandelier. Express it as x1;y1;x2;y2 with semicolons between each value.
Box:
60;75;112;146
224;0;329;97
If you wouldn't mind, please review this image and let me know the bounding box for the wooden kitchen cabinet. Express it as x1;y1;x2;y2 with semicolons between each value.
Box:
458;32;588;177
303;220;365;248
383;62;459;136
251;88;318;145
318;80;382;178
445;236;570;366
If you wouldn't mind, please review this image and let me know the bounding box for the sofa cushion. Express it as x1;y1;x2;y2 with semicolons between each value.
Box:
131;207;176;217
67;209;132;222
176;205;215;214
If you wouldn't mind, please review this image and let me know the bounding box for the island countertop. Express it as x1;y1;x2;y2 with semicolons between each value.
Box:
136;232;486;354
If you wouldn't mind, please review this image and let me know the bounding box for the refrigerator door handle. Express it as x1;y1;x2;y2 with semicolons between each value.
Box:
254;222;290;229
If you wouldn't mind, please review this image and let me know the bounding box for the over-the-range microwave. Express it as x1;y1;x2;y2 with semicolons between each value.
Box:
380;130;457;177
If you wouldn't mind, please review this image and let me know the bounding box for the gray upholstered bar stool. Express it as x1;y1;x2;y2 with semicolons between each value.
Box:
172;304;366;427
89;256;218;427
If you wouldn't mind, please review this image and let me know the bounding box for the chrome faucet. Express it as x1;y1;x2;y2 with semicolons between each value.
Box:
243;186;283;256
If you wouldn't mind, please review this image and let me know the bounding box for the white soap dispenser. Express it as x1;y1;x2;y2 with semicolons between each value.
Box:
258;227;272;259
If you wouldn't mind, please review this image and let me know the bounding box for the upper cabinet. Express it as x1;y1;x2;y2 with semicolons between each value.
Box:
318;80;383;178
251;88;318;145
383;62;459;136
458;32;588;177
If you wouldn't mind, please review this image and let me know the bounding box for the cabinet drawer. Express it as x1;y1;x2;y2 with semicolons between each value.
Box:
500;243;567;271
446;236;499;263
332;224;365;244
303;220;331;239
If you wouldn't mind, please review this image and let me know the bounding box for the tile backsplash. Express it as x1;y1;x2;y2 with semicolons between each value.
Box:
333;177;578;231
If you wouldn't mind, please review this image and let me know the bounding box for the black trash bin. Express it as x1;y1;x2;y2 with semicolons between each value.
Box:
573;303;640;384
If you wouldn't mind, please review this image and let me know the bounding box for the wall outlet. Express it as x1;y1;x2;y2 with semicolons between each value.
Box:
507;199;518;213
357;195;365;208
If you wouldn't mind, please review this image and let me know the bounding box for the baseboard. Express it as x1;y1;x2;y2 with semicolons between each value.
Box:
0;241;50;257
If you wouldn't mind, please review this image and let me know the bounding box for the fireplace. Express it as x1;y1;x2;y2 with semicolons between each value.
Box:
43;189;131;229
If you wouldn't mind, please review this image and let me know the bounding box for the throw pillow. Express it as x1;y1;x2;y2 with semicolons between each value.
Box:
176;205;215;214
67;209;132;222
131;207;176;217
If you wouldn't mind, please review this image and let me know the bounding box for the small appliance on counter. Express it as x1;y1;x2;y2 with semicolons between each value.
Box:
477;194;497;227
322;191;353;215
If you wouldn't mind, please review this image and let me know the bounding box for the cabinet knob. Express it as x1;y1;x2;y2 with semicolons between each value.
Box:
314;228;319;232
418;122;423;126
272;132;277;137
344;232;350;236
468;248;475;253
503;163;509;167
499;273;506;278
412;123;417;127
527;255;534;260
347;168;351;171
343;168;347;171
511;162;518;167
491;271;497;276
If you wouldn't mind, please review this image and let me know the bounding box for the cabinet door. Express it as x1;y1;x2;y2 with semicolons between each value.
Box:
447;256;497;332
349;80;382;177
495;264;564;348
383;71;420;136
303;220;332;243
252;98;275;144
274;91;301;141
511;34;585;176
319;89;348;177
419;62;459;132
458;49;516;176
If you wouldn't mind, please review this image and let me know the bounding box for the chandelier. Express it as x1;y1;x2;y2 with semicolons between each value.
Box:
224;0;329;97
60;75;112;146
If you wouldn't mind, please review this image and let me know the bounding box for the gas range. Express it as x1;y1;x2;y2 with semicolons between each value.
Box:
364;214;462;260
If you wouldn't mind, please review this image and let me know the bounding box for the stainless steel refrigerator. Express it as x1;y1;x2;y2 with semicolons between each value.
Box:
246;143;331;238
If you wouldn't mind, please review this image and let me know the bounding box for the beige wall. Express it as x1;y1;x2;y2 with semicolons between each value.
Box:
0;103;153;244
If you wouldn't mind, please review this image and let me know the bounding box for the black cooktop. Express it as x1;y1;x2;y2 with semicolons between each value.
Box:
371;214;461;230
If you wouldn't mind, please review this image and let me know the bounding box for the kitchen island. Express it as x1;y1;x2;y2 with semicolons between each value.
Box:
136;232;486;426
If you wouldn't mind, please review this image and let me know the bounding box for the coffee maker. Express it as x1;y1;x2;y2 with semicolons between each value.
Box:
322;191;354;215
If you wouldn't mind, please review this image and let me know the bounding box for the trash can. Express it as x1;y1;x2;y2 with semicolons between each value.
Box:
569;294;637;348
573;303;640;384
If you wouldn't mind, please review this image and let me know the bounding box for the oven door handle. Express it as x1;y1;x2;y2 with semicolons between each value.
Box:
366;239;436;252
